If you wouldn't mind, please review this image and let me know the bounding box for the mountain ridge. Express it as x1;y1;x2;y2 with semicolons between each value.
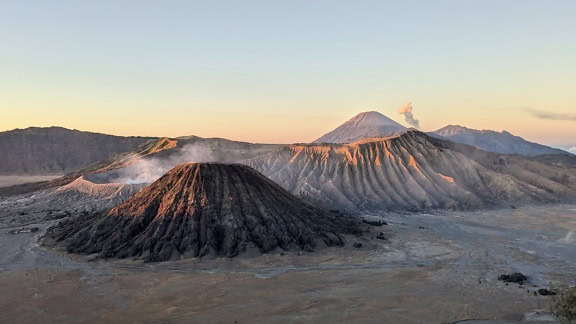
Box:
0;126;157;175
246;130;576;212
430;125;569;156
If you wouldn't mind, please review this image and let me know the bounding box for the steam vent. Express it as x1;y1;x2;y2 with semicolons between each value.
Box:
43;163;359;262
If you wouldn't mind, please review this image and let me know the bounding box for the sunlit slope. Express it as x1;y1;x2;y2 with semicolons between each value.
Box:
247;131;576;211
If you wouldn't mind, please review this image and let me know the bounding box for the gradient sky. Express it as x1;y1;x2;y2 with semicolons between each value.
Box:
1;1;575;149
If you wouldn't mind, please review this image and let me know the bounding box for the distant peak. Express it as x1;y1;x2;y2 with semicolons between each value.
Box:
313;110;407;143
345;111;405;127
438;125;470;131
355;111;384;117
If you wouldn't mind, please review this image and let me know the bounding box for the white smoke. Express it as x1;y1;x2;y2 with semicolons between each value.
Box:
113;142;216;184
561;231;574;244
398;102;420;129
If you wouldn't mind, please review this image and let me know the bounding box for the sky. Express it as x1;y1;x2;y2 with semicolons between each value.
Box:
1;0;575;149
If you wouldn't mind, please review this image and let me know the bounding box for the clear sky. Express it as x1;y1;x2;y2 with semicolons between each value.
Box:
1;0;575;149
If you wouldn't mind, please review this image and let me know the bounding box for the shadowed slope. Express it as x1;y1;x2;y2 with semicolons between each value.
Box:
43;163;359;262
0;126;156;175
246;131;576;212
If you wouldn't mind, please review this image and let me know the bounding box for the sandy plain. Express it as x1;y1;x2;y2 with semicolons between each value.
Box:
1;202;575;323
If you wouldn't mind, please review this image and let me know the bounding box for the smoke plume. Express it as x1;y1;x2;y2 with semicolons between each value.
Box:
398;102;420;128
113;142;216;184
561;231;574;244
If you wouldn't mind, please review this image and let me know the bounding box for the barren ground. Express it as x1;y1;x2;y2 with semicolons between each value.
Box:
0;175;62;188
1;203;575;323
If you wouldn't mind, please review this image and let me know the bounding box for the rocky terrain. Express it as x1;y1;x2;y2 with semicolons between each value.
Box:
0;176;145;232
247;130;576;212
43;163;360;261
0;127;156;175
430;125;569;156
528;153;576;169
0;175;62;188
313;111;407;143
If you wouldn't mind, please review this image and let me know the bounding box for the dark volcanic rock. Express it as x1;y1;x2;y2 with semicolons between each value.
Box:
43;163;360;262
537;288;556;296
362;219;388;226
498;273;528;285
8;227;39;234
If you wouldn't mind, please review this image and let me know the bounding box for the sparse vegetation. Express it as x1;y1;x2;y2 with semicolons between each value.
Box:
551;287;576;324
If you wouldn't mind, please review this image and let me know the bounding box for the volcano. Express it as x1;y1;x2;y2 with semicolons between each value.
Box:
43;163;359;262
247;130;576;212
314;111;407;144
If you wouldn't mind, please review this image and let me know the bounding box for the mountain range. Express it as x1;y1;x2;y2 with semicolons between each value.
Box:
314;111;570;157
247;130;576;212
429;125;567;156
1;111;575;214
1;112;571;178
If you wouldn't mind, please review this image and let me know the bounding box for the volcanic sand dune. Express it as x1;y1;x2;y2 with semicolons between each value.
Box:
43;163;360;262
246;130;576;212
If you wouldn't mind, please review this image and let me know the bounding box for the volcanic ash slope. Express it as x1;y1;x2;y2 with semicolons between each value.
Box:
43;163;359;262
313;111;407;144
246;130;576;212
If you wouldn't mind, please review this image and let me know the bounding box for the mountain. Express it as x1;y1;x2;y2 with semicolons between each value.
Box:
0;135;282;197
43;163;359;261
246;131;576;212
313;111;407;143
430;125;568;156
0;127;156;175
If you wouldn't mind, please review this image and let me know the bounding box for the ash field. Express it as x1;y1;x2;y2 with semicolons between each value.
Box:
1;203;575;323
1;112;576;323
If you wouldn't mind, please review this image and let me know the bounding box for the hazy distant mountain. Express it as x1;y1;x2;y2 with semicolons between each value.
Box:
429;125;568;157
0;127;156;175
313;111;407;143
247;131;576;212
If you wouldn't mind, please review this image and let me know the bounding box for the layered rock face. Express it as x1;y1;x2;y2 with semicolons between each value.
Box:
43;163;359;262
246;131;576;212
